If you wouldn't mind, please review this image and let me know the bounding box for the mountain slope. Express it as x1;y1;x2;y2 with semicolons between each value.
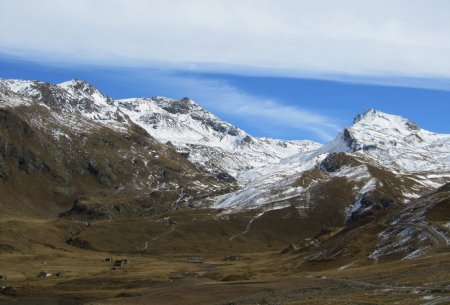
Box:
2;77;448;226
286;183;450;269
215;110;450;226
0;79;229;219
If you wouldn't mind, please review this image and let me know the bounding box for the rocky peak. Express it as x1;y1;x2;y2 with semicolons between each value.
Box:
0;79;80;109
352;109;420;133
324;109;426;154
151;96;200;115
58;79;113;106
149;96;240;136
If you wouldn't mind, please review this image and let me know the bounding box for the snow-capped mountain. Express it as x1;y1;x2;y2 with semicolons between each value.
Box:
0;78;320;182
2;77;449;224
215;109;450;220
1;76;448;264
117;97;320;180
324;109;450;173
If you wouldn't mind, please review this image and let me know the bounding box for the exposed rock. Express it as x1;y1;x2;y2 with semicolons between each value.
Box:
65;237;92;249
216;172;236;183
242;135;252;144
318;152;360;173
346;191;394;224
60;198;112;220
342;128;359;151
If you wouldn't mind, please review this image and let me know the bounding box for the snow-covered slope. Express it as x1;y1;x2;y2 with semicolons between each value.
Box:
0;78;130;132
117;97;320;180
215;109;450;216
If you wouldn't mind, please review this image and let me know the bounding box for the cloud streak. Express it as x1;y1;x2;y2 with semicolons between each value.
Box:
1;0;450;83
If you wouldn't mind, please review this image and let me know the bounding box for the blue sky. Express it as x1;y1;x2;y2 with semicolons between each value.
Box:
1;1;450;142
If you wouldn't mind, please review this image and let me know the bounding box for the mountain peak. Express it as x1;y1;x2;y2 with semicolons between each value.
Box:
58;79;101;95
58;79;112;107
352;109;420;132
58;78;91;87
353;108;380;124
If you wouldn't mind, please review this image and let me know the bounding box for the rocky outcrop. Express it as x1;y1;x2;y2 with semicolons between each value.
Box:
318;152;360;172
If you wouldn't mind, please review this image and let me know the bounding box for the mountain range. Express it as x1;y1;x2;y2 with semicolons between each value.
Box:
0;77;449;304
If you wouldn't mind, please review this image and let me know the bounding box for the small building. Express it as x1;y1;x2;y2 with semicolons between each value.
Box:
0;286;16;296
186;256;204;264
37;271;52;278
224;255;237;261
162;217;176;226
114;259;129;267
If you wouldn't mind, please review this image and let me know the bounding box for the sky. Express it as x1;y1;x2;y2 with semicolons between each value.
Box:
1;0;450;142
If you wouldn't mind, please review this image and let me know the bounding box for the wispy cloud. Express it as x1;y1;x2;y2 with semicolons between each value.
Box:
1;0;450;85
130;72;341;141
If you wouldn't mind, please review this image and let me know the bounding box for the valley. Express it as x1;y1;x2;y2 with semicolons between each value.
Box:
0;205;449;305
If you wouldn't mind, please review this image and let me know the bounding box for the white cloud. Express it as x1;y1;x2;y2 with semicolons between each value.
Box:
1;0;450;82
130;72;341;141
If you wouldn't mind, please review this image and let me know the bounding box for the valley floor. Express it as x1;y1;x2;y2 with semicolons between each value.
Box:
0;212;449;305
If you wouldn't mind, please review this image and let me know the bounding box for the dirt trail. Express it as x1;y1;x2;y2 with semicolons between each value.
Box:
152;226;176;240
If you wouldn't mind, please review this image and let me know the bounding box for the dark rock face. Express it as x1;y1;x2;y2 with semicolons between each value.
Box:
226;127;239;136
87;161;99;175
346;191;394;224
179;151;190;158
342;128;359;151
362;144;377;151
216;172;236;183
60;198;112;220
65;236;92;249
242;135;252;144
406;121;420;131
319;152;360;173
157;97;193;115
190;113;239;135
